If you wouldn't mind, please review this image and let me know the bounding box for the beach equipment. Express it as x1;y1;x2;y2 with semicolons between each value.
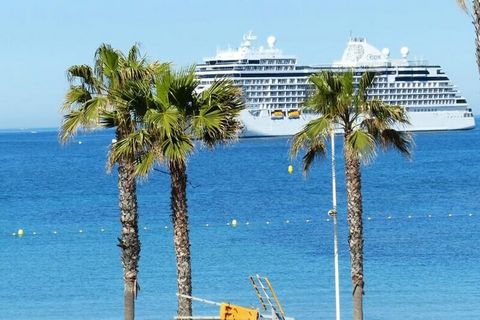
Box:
248;275;290;320
174;275;295;320
174;294;258;320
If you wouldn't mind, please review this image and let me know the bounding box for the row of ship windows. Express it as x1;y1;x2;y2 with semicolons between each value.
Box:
238;79;308;84
369;93;455;99
199;66;296;71
201;80;308;86
242;88;454;98
246;105;468;112
385;100;455;105
247;91;305;97
243;66;295;71
407;108;438;112
251;103;301;108
247;98;304;103
204;78;450;89
245;98;455;105
370;81;449;88
264;59;296;64
368;88;453;94
242;78;300;84
243;85;305;90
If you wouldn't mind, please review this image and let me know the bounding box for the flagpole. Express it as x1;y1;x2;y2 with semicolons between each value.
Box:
329;129;341;320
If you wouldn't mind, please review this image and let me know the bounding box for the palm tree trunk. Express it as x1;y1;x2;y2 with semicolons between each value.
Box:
170;159;193;317
117;130;141;320
474;0;480;72
343;135;365;320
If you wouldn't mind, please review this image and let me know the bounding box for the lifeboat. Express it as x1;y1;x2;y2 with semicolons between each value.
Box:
288;109;301;119
271;110;285;120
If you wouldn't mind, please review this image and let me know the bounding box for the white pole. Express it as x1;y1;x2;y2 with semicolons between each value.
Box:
330;129;341;320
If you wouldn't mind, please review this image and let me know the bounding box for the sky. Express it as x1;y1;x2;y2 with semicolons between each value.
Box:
0;0;478;129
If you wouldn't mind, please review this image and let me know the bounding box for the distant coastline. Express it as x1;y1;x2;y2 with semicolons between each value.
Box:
2;116;480;134
0;127;58;133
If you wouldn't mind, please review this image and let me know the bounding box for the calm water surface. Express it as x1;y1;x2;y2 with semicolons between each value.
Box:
0;127;479;319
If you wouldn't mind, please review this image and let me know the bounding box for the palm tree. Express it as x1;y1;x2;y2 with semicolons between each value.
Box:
291;71;413;320
112;67;244;318
457;0;480;72
60;44;164;320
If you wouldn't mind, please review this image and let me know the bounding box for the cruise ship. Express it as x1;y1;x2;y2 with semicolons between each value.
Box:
196;32;475;137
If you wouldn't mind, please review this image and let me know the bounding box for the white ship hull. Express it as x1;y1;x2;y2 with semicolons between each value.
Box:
197;33;476;137
240;109;476;137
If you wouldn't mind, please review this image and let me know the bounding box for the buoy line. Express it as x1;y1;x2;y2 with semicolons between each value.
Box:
4;213;476;237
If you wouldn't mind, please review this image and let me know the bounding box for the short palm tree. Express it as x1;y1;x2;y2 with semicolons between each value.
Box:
60;44;164;320
457;0;480;72
112;66;244;318
291;71;413;320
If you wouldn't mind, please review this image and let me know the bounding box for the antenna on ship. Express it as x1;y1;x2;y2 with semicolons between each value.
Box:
241;30;257;48
267;35;276;49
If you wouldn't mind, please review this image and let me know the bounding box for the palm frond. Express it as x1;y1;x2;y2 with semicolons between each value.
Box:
364;100;409;123
170;67;198;115
135;149;158;177
303;116;333;139
290;128;327;174
378;129;413;157
290;116;331;173
67;65;100;94
154;69;173;108
192;106;222;136
127;44;141;64
359;100;410;135
62;85;92;111
160;133;194;163
357;71;376;103
306;72;336;114
59;96;108;142
345;129;376;163
145;107;181;138
193;77;244;147
95;44;121;83
340;71;354;97
99;109;119;128
59;110;86;143
108;128;152;170
302;139;327;173
306;71;352;124
457;0;468;12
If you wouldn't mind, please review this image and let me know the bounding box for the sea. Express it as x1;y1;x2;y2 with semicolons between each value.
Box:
0;125;479;320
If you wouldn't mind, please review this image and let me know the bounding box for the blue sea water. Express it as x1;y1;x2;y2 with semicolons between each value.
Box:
0;126;479;319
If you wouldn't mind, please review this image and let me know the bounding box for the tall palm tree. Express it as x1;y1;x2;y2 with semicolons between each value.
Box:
60;44;164;320
457;0;480;72
112;67;244;318
291;71;413;320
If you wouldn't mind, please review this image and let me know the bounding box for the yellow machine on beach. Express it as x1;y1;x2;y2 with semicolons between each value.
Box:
175;275;295;320
219;303;259;320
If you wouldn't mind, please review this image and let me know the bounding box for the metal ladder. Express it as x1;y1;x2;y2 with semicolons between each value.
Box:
249;275;288;320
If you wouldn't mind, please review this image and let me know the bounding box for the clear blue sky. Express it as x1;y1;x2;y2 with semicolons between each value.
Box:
0;0;477;129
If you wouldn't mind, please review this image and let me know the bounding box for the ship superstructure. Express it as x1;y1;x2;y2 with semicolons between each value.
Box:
196;33;475;136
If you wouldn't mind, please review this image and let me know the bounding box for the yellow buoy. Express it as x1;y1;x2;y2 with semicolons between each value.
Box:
17;229;25;237
231;219;238;227
288;165;294;174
